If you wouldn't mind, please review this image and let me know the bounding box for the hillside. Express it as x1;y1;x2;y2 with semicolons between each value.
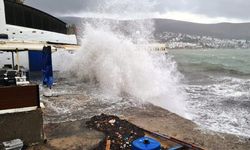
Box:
61;17;250;40
154;19;250;40
61;17;250;48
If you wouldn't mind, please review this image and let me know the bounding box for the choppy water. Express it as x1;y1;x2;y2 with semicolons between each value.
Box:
41;80;140;123
169;49;250;137
42;48;250;139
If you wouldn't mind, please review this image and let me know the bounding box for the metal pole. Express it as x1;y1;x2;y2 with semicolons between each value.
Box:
11;51;15;69
16;49;20;71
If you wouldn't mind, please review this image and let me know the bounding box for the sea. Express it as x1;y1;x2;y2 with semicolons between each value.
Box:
169;48;250;137
40;48;250;139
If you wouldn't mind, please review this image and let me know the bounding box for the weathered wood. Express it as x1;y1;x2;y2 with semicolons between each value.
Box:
0;85;40;110
105;140;111;150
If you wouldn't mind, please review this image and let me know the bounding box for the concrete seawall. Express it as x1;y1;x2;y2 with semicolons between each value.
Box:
0;109;44;145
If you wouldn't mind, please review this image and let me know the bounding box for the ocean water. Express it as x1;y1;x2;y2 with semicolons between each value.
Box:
39;0;249;139
169;49;250;137
45;48;250;138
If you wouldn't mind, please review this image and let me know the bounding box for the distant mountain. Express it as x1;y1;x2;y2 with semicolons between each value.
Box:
61;17;250;40
154;19;250;40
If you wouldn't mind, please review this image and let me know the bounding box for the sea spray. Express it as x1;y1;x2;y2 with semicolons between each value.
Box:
58;0;188;117
65;24;187;117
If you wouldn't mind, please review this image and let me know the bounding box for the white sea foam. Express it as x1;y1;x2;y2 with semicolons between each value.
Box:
186;76;250;137
66;24;187;117
54;0;188;117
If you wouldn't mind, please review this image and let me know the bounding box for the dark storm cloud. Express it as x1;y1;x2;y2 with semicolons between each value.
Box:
25;0;100;15
25;0;250;20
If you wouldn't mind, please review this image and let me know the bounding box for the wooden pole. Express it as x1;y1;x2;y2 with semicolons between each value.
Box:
105;140;111;150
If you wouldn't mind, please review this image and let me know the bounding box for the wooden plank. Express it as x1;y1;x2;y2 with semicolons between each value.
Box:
0;85;40;110
105;140;111;150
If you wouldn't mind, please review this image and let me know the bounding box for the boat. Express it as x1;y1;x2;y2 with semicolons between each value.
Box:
0;0;80;86
0;0;77;45
0;0;79;146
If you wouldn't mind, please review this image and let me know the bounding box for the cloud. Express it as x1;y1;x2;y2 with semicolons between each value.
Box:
25;0;250;23
25;0;100;15
157;11;246;24
155;0;250;20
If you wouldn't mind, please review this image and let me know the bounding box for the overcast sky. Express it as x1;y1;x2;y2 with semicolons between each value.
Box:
25;0;250;23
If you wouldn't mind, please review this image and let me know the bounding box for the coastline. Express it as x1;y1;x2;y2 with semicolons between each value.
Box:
28;104;250;150
124;106;250;150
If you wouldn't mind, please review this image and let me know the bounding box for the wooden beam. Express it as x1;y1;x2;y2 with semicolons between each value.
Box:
0;85;40;110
